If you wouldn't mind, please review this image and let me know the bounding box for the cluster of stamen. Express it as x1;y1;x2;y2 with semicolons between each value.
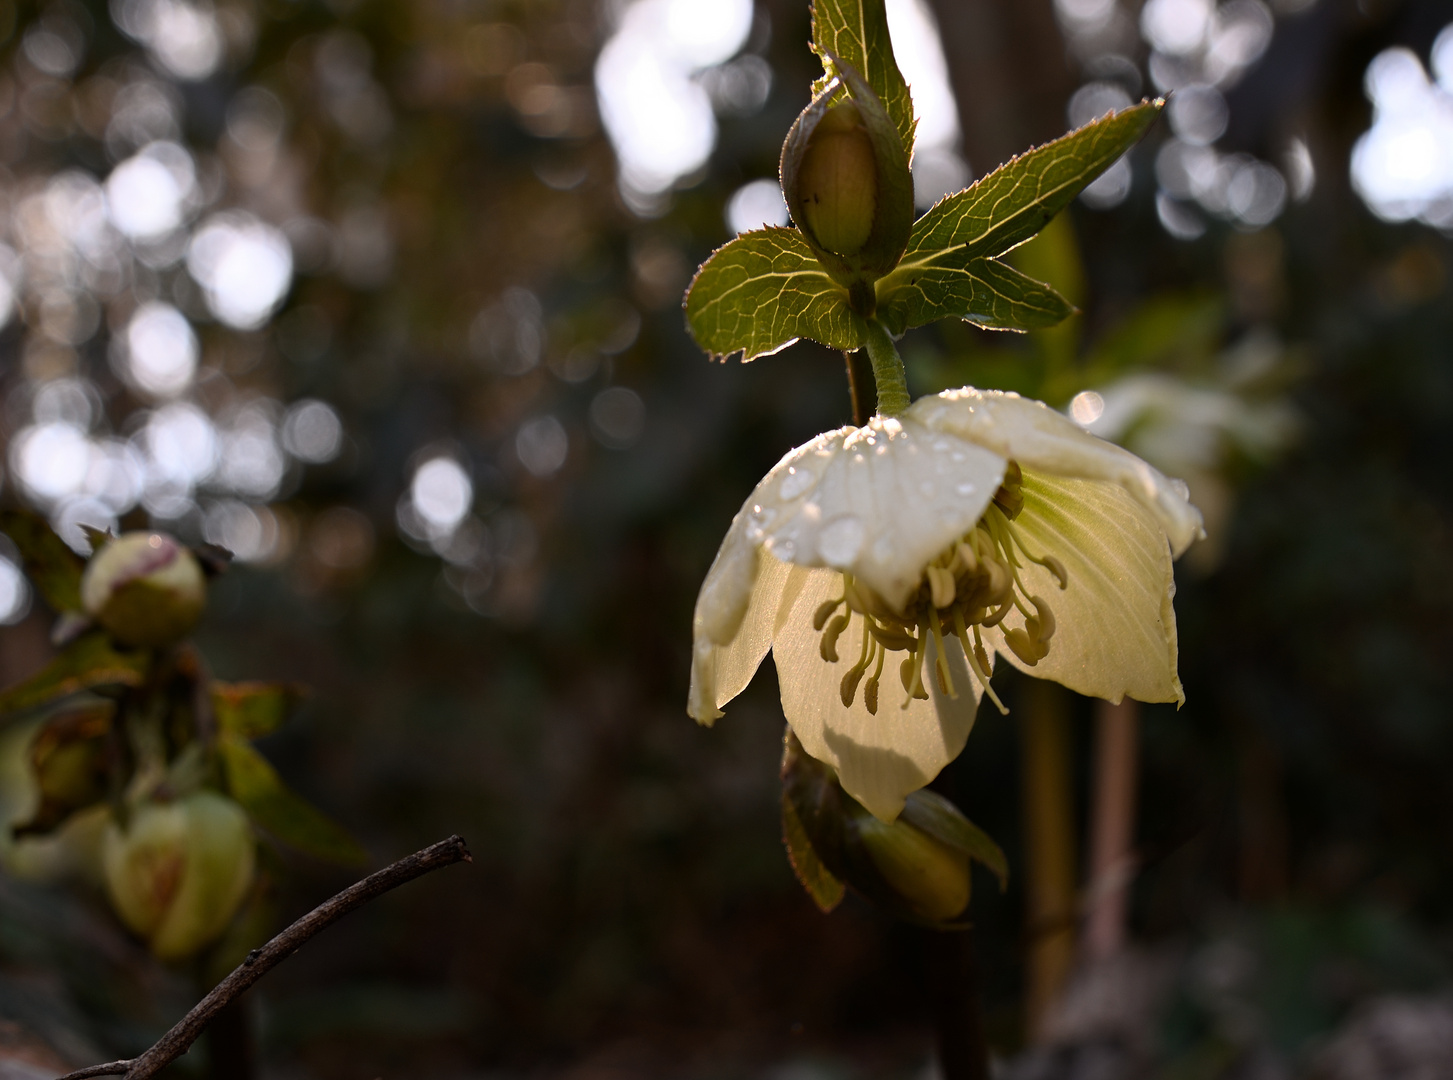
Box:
812;462;1069;715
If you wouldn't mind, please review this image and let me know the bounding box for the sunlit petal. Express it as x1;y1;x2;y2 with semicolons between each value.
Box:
982;471;1183;704
909;388;1204;556
689;526;800;723
775;568;980;821
746;417;1004;612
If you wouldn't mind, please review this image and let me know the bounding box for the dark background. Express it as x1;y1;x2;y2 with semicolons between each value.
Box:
1;0;1452;1075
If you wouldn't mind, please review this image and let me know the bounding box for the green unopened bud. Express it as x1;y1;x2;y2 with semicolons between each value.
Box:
779;57;913;297
854;813;970;923
80;532;206;648
102;791;255;961
797;102;877;257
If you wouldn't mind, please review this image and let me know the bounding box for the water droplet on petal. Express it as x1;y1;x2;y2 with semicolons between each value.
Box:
951;450;967;463
779;466;815;500
818;515;865;567
872;535;894;563
772;538;797;561
746;503;777;540
956;482;976;496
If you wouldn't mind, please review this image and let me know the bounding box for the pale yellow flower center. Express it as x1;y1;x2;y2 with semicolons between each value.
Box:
811;462;1069;715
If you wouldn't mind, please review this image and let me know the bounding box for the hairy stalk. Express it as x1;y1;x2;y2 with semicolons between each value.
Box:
862;318;910;416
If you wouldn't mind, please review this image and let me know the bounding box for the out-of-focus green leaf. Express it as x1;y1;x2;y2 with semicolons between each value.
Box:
218;738;367;865
0;510;85;615
904;101;1163;263
899;789;1008;891
12;702;114;837
685;228;863;360
212;681;305;741
1083;293;1226;378
782;791;844;913
811;0;915;160
876;253;1074;335
0;634;149;721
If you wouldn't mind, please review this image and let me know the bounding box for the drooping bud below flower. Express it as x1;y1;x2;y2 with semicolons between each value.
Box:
102;791;256;961
80;532;206;648
796;102;877;257
780;729;1003;927
852;811;971;923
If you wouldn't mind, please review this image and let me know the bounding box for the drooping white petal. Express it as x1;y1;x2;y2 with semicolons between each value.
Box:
741;417;1005;612
774;567;982;821
689;523;800;724
981;471;1184;704
908;388;1204;557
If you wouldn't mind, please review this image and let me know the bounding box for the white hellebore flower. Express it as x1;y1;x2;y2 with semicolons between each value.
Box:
689;388;1203;822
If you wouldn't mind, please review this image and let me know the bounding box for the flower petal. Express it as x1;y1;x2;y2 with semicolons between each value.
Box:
745;418;1005;612
689;526;801;724
908;388;1204;557
775;568;982;821
982;471;1183;704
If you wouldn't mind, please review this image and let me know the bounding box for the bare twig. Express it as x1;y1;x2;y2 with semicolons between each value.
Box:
54;834;472;1080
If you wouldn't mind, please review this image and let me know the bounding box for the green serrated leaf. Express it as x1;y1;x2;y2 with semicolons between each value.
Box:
899;789;1008;891
782;791;845;913
811;0;915;161
0;633;150;721
877;254;1074;335
685;228;864;360
0;510;85;615
904;100;1163;264
218;738;367;865
212;681;305;741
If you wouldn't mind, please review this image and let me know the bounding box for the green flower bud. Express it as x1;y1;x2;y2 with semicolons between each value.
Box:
853;812;971;923
80;532;206;648
779;57;913;298
102;791;256;961
796;102;878;257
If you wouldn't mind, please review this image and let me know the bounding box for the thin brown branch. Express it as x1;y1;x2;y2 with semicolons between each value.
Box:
53;834;472;1080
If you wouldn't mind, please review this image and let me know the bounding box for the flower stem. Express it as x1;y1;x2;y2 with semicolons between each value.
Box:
861;318;910;417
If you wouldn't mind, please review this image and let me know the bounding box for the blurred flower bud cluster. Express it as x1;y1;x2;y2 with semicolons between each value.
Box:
0;511;360;962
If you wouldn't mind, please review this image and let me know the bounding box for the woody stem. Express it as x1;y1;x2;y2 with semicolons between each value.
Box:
861;317;910;417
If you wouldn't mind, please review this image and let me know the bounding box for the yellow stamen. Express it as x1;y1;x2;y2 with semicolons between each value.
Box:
820;612;850;662
864;640;885;715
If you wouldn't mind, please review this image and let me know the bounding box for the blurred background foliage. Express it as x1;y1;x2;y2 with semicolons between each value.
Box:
0;0;1451;1075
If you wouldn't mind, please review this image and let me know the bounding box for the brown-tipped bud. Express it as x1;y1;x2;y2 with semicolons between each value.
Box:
796;102;878;257
80;532;206;648
853;812;971;923
102;791;255;961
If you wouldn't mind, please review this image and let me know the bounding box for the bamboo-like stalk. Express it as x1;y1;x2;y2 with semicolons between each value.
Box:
1020;679;1076;1037
1083;697;1139;962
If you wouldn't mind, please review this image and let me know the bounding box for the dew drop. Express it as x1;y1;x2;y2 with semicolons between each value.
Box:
780;466;815;500
746;503;777;540
951;450;967;463
872;534;894;563
818;515;865;567
956;482;977;496
772;537;797;561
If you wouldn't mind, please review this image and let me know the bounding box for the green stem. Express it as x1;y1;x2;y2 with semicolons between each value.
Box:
862;318;910;417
